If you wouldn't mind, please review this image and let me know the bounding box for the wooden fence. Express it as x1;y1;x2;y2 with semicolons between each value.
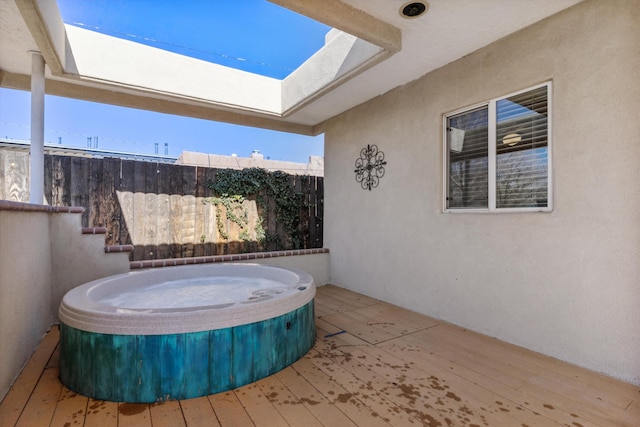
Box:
0;150;323;260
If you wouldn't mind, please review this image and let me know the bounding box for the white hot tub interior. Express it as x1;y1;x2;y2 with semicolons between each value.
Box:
98;276;293;310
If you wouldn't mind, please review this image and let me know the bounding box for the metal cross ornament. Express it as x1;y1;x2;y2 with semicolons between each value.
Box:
354;144;387;191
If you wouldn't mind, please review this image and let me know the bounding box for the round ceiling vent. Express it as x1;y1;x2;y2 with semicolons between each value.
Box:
400;2;428;19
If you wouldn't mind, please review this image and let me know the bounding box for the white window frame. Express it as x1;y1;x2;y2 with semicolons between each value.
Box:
443;82;553;213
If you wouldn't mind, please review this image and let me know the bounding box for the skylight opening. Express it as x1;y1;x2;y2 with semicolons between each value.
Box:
56;0;331;80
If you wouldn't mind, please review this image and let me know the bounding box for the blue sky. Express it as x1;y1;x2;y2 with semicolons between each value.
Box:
0;0;329;162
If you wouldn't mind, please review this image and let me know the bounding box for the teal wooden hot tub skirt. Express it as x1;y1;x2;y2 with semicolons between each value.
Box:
59;300;315;403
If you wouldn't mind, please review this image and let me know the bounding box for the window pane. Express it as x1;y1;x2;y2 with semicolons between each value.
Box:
495;86;548;208
447;107;488;208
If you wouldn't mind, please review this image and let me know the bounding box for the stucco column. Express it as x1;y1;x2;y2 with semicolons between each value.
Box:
29;50;45;205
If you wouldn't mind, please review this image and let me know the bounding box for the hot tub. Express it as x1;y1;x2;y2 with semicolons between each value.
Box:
58;263;315;403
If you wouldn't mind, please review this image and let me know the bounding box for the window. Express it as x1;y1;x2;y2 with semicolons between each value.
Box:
444;83;551;212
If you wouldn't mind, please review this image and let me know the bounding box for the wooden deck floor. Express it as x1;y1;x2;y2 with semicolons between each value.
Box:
1;284;638;427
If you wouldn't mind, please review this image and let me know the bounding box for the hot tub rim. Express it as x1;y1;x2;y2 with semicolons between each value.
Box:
58;263;315;335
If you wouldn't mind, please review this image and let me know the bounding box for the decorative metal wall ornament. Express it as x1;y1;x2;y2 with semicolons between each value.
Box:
354;144;387;191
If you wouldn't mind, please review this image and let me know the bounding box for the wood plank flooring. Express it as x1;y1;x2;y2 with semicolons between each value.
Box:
1;284;638;426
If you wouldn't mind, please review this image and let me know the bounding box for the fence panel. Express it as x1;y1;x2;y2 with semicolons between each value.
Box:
0;151;323;260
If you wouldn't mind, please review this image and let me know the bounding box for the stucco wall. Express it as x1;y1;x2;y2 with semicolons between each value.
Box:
0;210;53;401
323;0;640;384
0;204;130;401
50;214;130;318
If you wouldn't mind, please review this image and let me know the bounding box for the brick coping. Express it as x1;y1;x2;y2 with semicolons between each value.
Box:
130;248;329;270
105;245;134;253
0;200;84;214
82;227;108;235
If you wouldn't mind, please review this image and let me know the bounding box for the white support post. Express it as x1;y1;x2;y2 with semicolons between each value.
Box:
29;51;45;204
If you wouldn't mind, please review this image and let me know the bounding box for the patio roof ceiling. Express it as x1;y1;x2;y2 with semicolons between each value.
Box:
0;0;583;135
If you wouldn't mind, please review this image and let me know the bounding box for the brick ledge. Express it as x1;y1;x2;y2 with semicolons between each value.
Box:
82;227;108;235
0;200;84;213
130;248;329;270
105;245;135;253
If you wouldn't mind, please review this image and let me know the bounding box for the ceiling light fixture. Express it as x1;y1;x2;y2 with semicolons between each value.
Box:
400;2;428;19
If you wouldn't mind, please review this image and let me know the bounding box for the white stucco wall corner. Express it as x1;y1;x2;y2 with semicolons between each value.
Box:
323;0;640;385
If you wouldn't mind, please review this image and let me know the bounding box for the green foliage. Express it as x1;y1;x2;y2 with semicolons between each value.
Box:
207;194;248;241
254;216;266;242
205;168;305;249
210;168;271;195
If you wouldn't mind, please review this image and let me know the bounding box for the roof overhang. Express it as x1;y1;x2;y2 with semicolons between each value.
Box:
0;0;583;135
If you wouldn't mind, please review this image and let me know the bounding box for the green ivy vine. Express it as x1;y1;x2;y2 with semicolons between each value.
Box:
204;168;306;250
207;194;248;241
